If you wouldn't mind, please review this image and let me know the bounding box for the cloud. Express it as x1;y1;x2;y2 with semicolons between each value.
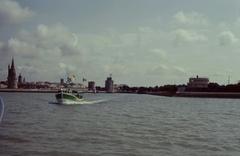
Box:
0;41;3;48
0;0;33;26
147;64;169;75
0;23;85;81
173;11;208;26
218;31;238;46
103;64;128;76
58;62;76;74
147;64;187;77
0;41;5;54
17;65;37;75
172;66;187;75
7;38;38;58
34;24;79;50
138;27;154;33
173;29;207;44
149;48;167;59
0;40;12;57
3;24;82;58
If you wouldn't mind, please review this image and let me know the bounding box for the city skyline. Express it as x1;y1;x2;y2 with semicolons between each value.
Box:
1;0;240;86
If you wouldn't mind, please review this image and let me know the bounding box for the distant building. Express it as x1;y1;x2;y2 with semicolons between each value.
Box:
0;81;7;88
18;74;22;87
187;75;209;88
105;76;114;93
114;84;129;92
23;77;26;84
88;81;96;92
7;58;18;89
60;78;64;85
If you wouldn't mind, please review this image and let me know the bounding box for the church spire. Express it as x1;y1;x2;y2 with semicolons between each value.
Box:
11;57;15;70
7;57;17;89
11;57;16;77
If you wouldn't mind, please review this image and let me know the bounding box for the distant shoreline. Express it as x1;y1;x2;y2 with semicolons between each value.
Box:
174;91;240;99
0;89;94;93
0;89;58;93
2;89;240;99
147;91;240;99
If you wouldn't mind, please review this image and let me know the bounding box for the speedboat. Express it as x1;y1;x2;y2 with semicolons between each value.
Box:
55;89;83;105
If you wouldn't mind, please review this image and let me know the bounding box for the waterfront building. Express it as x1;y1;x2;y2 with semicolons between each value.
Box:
187;75;209;88
60;78;64;85
7;58;18;89
88;81;96;92
114;84;129;92
105;76;114;93
17;74;24;88
23;77;26;84
18;74;22;86
0;81;7;88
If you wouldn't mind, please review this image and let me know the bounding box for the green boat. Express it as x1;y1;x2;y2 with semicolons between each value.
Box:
55;89;83;104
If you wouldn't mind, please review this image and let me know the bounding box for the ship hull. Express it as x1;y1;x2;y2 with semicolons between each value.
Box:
55;92;83;105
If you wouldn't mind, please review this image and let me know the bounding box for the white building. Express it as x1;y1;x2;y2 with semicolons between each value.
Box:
187;75;209;88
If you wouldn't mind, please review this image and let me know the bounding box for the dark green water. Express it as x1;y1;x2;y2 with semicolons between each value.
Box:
0;93;240;156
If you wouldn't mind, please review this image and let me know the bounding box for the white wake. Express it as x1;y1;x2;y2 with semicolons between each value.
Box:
49;99;106;105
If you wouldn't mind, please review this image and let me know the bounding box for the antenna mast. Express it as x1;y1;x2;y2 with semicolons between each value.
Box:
228;75;230;85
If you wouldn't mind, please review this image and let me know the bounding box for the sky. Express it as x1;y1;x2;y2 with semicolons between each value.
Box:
1;0;240;86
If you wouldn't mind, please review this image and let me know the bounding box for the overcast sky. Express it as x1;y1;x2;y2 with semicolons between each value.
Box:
1;0;240;86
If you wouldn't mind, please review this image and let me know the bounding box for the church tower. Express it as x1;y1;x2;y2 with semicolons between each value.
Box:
7;64;10;87
7;58;18;89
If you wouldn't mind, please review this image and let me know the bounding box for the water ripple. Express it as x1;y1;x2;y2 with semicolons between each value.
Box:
0;93;240;155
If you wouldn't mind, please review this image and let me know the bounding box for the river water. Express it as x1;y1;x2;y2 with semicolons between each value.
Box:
0;93;240;156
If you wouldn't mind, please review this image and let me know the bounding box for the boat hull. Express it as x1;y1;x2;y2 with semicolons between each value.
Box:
55;92;83;105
